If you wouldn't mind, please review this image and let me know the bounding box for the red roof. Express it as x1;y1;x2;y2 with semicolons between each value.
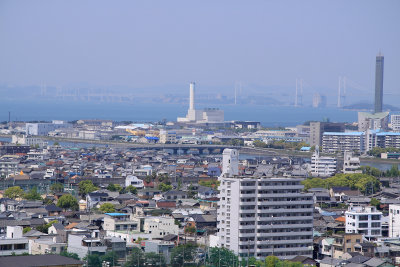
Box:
156;201;176;208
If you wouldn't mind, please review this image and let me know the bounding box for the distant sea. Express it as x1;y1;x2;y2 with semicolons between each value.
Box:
0;99;358;127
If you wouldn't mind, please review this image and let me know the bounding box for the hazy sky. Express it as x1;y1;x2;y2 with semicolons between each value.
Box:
1;0;399;98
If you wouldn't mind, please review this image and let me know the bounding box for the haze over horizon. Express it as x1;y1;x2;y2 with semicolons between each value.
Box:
1;0;399;106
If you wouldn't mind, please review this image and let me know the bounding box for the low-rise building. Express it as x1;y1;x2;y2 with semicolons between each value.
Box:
345;206;382;240
103;213;141;232
143;217;179;239
343;152;361;174
0;226;29;256
311;149;337;177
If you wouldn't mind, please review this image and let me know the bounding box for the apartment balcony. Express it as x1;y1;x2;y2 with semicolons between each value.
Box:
267;239;313;245
256;200;313;206
257;216;312;221
240;200;257;206
239;217;256;222
256;231;313;237
257;193;306;198
239;224;257;230
257;185;304;190
256;223;312;229
256;208;313;213
240;193;257;198
239;232;256;237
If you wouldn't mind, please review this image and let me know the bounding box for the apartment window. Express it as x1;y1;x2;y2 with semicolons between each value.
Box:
359;215;368;221
371;215;381;220
359;223;368;228
371;222;380;228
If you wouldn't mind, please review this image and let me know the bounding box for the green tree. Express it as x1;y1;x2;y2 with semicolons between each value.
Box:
84;254;101;267
36;220;58;234
4;186;24;199
125;185;138;194
170;244;197;267
24;187;42;200
60;251;80;260
99;203;115;213
107;183;122;192
78;180;98;196
370;198;381;209
50;183;64;194
158;183;172;192
23;227;32;234
125;247;145;267
198;179;220;189
265;255;280;267
302;173;381;195
184;226;196;235
208;247;239;267
57;194;78;211
100;251;118;266
145;252;166;267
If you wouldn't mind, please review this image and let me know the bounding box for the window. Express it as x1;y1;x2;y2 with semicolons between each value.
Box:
0;245;12;251
371;215;381;220
14;244;26;250
359;215;368;221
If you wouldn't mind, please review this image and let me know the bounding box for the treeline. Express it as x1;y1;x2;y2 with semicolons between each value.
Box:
368;147;400;157
86;246;306;267
302;173;381;195
360;165;400;177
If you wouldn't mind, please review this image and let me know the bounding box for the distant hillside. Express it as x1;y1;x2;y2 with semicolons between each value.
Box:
343;103;400;111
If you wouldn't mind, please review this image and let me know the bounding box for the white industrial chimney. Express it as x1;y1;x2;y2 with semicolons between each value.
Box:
189;82;195;110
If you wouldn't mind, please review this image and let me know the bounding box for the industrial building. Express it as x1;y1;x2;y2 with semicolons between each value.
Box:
177;82;224;123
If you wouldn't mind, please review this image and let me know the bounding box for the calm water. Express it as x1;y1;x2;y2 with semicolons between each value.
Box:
0;99;357;127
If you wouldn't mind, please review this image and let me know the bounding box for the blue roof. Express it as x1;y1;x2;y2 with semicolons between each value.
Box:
300;147;311;151
323;132;364;136
145;136;159;140
105;213;129;216
376;132;400;136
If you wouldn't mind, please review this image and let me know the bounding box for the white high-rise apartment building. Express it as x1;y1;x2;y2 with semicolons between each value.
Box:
389;204;400;238
310;148;337;177
217;149;314;260
345;206;382;240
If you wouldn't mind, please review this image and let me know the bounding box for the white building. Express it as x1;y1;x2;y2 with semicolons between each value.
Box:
11;135;47;148
143;217;179;239
391;114;400;132
217;150;314;260
159;130;177;144
0;226;29;256
67;233;106;260
125;175;144;188
103;213;141;232
343;152;361;174
25;121;71;136
345;206;382;240
310;149;337;177
30;237;67;255
389;204;400;238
